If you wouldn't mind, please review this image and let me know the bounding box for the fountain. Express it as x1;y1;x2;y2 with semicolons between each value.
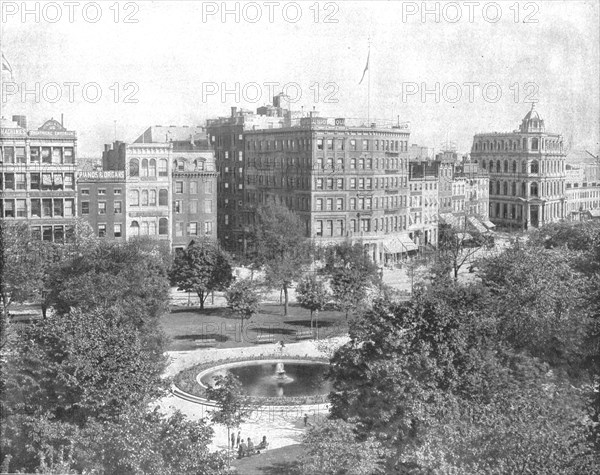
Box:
275;362;286;379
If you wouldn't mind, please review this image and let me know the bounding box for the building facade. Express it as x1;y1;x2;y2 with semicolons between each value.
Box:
244;114;413;263
471;105;566;229
77;171;126;240
1;115;77;241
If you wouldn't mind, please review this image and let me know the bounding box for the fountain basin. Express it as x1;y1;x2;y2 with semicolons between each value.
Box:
197;359;332;399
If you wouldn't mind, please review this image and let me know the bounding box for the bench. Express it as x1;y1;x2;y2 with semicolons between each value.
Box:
296;329;314;340
255;334;275;344
194;338;217;347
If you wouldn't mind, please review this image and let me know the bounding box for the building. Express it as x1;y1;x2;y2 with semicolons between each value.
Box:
207;104;287;252
102;141;173;245
1;115;77;241
77;171;126;240
408;160;439;251
134;126;218;251
471;105;566;229
436;150;459;215
244;113;413;263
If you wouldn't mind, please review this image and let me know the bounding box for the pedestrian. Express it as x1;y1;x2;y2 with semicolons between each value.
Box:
304;413;308;427
247;437;255;455
236;430;241;447
231;432;235;449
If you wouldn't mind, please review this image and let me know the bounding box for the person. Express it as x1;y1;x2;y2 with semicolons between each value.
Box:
236;431;241;447
256;435;268;451
238;440;247;459
231;432;236;449
304;413;309;427
247;437;255;455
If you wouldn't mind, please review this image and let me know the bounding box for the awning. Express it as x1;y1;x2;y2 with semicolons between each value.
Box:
482;219;496;229
383;236;418;254
456;232;473;241
440;213;461;227
468;216;487;233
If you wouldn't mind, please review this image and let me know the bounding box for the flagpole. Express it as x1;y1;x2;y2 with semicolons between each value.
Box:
367;38;371;126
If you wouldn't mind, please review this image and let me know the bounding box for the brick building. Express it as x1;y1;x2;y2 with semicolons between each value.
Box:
1;115;77;241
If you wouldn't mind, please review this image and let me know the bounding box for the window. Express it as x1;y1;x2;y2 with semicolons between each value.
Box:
189;200;198;214
81;201;90;215
327;139;333;150
204;221;213;235
64;173;74;190
190;181;198;194
530;182;539;197
31;199;41;217
16;199;26;217
81;188;90;195
316;220;323;236
64;148;74;164
326;198;333;211
98;224;106;238
175;181;184;193
98;188;106;196
3;200;14;218
42;147;51;164
149;190;156;206
159;189;168;206
149;159;157;176
174;200;183;214
64;199;74;217
350;139;356;151
336;198;343;210
15;173;26;190
530;160;539;174
316;198;323;211
129;190;139;206
52;148;62;164
205;200;213;213
159;159;168;176
98;202;106;215
350;158;356;169
188;222;198;236
141;159;148;177
15;147;25;164
159;218;168;235
350;178;356;189
317;138;323;150
42;199;52;217
129;159;139;177
175;222;184;237
141;189;149;206
30;147;40;163
130;221;140;236
337;178;344;189
362;139;368;150
350;198;357;210
114;224;122;238
114;188;122;195
316;179;323;189
113;201;122;214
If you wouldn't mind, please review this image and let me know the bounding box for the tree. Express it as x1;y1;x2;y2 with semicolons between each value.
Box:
320;242;379;320
225;278;261;331
297;419;385;475
170;239;233;310
205;373;250;455
437;221;493;279
247;203;313;315
296;275;329;334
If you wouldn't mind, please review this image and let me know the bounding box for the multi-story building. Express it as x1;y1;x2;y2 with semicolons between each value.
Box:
436;150;458;214
408;161;439;251
244;114;414;263
207;104;287;252
77;171;126;240
471;105;566;229
102;141;173;245
1;115;77;241
134;126;218;251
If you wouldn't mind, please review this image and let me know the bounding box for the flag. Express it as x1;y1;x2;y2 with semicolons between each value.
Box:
358;49;370;85
1;52;13;78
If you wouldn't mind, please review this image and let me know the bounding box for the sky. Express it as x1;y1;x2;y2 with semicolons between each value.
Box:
1;0;599;157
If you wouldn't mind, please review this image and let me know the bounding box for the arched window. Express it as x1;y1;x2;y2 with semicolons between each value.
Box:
504;160;509;173
482;160;486;169
502;182;507;195
159;189;168;206
530;182;538;197
141;159;148;177
531;138;539;151
511;182;516;196
496;181;501;195
489;181;493;194
530;160;539;174
489;160;494;171
129;159;139;177
327;157;334;169
367;158;372;169
149;159;156;176
523;138;527;150
475;143;479;151
130;220;140;236
129;189;139;206
158;218;168;235
513;141;517;150
522;161;527;174
496;160;501;172
149;189;157;206
521;182;526;197
141;189;149;206
177;159;185;171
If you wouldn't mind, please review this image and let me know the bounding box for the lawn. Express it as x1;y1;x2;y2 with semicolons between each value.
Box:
161;299;349;351
230;443;305;474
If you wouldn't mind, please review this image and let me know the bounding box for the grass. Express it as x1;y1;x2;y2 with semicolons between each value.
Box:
160;301;349;351
230;443;305;474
